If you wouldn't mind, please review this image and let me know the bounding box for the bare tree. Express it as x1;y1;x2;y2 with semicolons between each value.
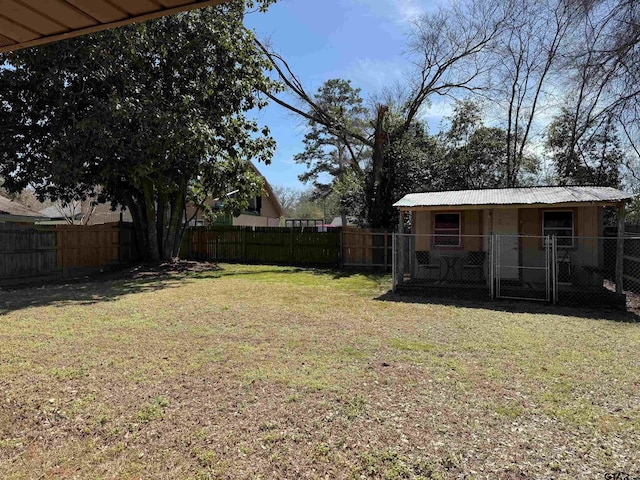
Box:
256;0;511;227
271;184;302;218
490;0;579;185
54;198;97;225
553;0;640;171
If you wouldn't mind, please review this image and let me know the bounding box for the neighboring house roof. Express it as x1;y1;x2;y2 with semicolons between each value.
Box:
0;195;50;222
0;0;229;54
39;205;82;220
249;163;284;218
394;186;634;209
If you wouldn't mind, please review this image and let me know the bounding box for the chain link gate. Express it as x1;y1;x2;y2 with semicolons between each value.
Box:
494;235;552;302
393;231;640;309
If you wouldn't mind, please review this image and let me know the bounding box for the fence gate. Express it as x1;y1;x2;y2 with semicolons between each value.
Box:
494;235;552;302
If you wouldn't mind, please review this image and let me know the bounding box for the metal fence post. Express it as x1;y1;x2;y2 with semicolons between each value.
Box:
494;234;500;299
392;233;396;292
615;234;625;294
490;235;495;299
551;235;557;304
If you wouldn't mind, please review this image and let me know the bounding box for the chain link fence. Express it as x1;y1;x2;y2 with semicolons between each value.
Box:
393;234;493;299
555;235;640;309
393;233;640;310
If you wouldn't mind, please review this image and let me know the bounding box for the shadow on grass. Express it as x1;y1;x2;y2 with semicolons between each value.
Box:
0;261;229;315
293;266;392;286
376;290;640;323
192;264;390;284
0;262;353;315
0;275;190;315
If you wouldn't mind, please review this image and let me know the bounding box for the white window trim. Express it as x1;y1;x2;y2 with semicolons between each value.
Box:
542;210;574;248
434;212;461;247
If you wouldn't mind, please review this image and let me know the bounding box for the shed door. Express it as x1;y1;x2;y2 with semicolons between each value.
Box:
494;208;519;280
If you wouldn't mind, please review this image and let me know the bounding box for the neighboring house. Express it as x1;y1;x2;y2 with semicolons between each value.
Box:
393;186;635;304
0;194;49;224
38;202;132;225
187;165;284;228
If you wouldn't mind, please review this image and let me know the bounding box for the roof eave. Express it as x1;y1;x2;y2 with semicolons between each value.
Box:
0;0;230;54
395;199;632;211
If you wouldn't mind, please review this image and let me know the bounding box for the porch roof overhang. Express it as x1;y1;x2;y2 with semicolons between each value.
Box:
394;186;634;212
0;0;230;54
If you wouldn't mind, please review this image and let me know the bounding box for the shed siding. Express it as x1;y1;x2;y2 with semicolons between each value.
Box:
463;210;482;251
414;211;431;250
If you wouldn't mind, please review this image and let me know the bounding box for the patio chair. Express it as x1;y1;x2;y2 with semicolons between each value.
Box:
415;250;440;280
462;251;486;283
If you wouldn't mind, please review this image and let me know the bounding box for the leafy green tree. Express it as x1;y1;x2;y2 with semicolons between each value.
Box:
258;0;511;229
366;111;439;226
435;99;538;189
437;99;505;189
0;2;275;260
547;109;623;187
293;79;369;225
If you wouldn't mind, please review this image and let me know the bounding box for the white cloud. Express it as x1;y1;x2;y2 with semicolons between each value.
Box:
348;0;427;26
341;57;407;95
396;0;426;22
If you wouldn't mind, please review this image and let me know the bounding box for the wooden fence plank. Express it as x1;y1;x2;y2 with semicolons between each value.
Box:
181;226;341;266
342;227;392;268
0;222;134;281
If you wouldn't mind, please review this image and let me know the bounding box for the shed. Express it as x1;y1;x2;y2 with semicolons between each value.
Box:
393;186;635;305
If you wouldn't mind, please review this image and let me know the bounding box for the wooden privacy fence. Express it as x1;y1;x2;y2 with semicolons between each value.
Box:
0;223;394;282
182;225;394;269
0;223;137;282
181;226;342;266
342;227;392;268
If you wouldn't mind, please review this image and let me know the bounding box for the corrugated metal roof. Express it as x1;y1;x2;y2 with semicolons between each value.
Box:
394;186;634;209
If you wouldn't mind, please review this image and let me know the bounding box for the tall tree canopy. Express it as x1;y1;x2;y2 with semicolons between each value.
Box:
546;109;623;187
293;79;369;225
257;0;511;229
0;1;276;260
294;79;368;192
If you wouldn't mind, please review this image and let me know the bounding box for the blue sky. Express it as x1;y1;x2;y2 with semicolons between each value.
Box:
245;0;448;191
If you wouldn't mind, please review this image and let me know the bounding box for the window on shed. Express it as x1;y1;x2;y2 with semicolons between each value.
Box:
434;213;461;247
543;211;574;247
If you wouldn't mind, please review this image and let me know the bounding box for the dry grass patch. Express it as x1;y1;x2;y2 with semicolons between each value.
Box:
0;264;639;479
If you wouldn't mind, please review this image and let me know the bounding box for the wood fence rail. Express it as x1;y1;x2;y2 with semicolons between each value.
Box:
0;223;392;283
181;226;343;266
181;225;394;269
0;223;137;282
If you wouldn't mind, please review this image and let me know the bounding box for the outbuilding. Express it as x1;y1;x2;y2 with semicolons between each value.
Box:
393;186;635;306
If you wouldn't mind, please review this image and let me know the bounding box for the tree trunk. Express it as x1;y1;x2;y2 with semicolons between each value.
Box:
142;178;161;261
162;185;187;259
367;105;388;228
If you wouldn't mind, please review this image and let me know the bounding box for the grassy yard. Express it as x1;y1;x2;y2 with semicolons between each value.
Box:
0;264;639;479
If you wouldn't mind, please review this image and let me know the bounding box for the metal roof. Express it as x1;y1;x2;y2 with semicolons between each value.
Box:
394;186;634;209
0;0;229;54
0;194;50;220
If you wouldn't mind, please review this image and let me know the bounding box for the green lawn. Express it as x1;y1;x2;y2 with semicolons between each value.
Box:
0;264;639;479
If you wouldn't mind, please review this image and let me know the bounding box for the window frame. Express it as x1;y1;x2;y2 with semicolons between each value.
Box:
542;210;575;248
433;212;462;248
